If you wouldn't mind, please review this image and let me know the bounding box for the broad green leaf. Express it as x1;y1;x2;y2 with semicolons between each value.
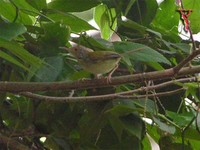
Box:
47;12;96;33
118;19;147;34
94;4;117;40
166;111;194;126
142;136;152;150
170;43;192;54
0;50;29;71
0;38;43;69
146;124;160;143
108;115;124;141
105;105;136;117
48;0;100;12
153;116;176;134
147;62;164;70
150;0;180;42
125;0;158;25
12;0;39;13
25;0;47;10
75;35;114;51
35;56;64;82
133;99;157;114
114;41;171;65
0;22;27;41
183;0;200;33
181;127;200;141
120;114;145;140
0;1;33;24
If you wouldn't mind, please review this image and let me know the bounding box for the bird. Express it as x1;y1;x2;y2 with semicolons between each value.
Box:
60;45;121;83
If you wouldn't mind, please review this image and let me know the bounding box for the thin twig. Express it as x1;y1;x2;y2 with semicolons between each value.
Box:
173;49;200;74
19;87;185;103
118;88;185;99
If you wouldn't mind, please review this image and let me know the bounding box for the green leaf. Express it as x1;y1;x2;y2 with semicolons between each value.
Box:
183;0;200;33
0;22;27;41
114;41;171;65
48;0;100;12
120;114;145;140
142;136;152;150
42;22;70;46
166;111;194;126
153;116;176;134
170;43;192;54
47;12;96;33
125;0;158;25
13;0;39;13
69;130;80;140
0;38;43;70
35;56;64;82
108;115;124;141
133;99;157;114
0;50;29;71
105;105;136;117
118;19;147;34
150;0;180;42
0;1;34;24
25;0;47;10
94;4;117;40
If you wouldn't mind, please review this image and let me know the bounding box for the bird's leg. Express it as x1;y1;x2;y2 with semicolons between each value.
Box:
107;64;119;83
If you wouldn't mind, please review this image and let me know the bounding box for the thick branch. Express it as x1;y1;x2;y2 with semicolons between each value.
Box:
0;66;200;92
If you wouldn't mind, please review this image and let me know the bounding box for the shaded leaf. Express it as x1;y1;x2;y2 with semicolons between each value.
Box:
47;12;96;33
166;111;194;126
125;0;158;25
0;50;29;71
35;56;64;82
0;22;27;41
48;0;100;12
114;41;171;65
0;38;43;70
153;116;176;134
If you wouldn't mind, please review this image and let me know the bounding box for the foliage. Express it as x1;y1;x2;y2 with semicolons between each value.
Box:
0;0;200;149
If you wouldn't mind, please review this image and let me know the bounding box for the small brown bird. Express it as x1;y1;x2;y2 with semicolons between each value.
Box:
60;45;121;82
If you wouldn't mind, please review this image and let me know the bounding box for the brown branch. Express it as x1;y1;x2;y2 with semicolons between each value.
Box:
20;88;185;103
19;77;193;103
119;77;196;95
20;91;117;102
0;65;200;92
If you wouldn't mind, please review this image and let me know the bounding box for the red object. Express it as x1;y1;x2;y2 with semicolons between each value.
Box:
178;9;192;32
